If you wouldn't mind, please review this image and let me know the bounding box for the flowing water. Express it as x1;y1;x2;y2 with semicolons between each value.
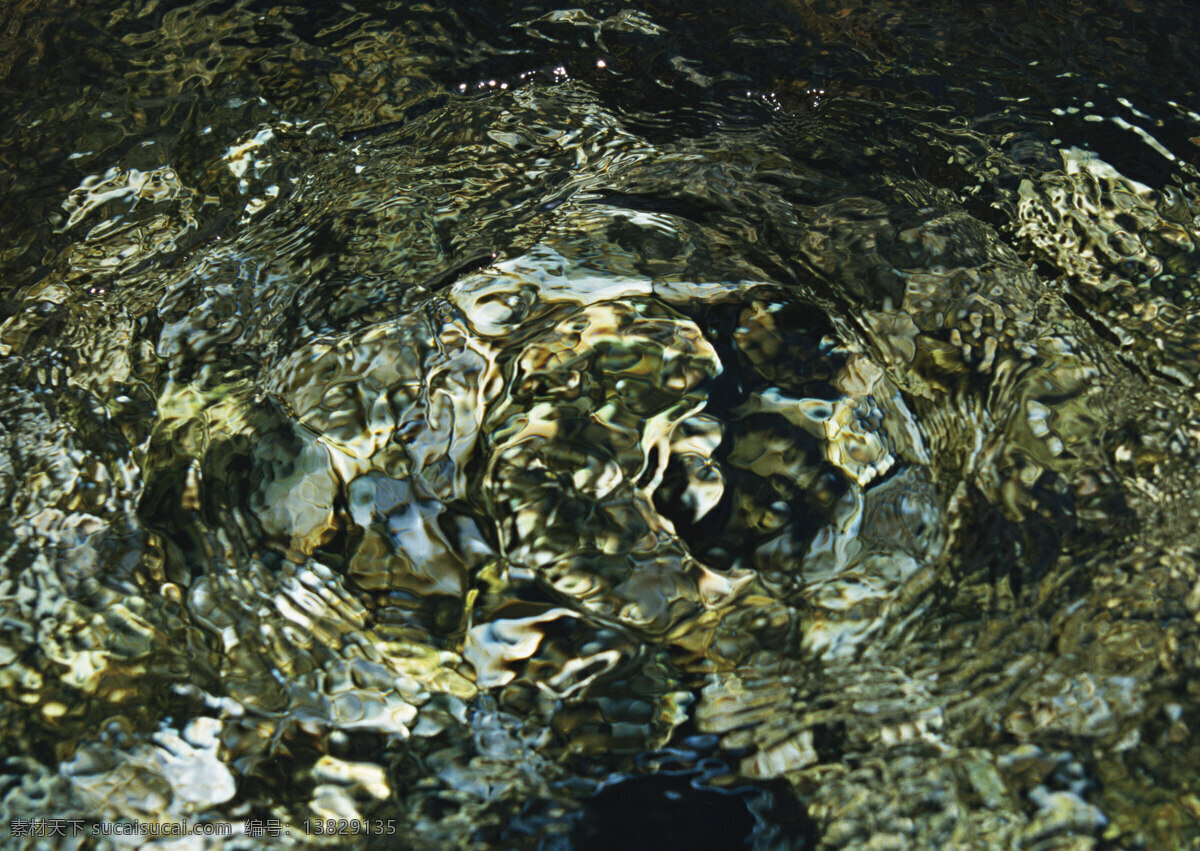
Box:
2;1;1200;847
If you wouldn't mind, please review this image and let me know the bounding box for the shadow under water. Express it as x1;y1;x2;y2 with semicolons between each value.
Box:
2;0;1200;847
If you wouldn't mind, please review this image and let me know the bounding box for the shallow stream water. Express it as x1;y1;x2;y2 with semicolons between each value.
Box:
2;1;1200;848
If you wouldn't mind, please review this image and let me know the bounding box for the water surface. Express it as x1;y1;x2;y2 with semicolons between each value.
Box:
2;1;1200;847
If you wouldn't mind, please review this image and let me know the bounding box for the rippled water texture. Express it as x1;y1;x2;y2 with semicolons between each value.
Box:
3;1;1200;847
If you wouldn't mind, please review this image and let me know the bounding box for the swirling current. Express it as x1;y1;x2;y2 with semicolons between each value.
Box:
2;0;1200;848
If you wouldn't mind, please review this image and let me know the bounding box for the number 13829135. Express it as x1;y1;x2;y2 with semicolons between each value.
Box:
302;819;397;836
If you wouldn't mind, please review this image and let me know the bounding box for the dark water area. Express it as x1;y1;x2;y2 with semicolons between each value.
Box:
2;0;1200;847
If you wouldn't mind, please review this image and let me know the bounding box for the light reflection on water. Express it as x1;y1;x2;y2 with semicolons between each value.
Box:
2;0;1200;847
